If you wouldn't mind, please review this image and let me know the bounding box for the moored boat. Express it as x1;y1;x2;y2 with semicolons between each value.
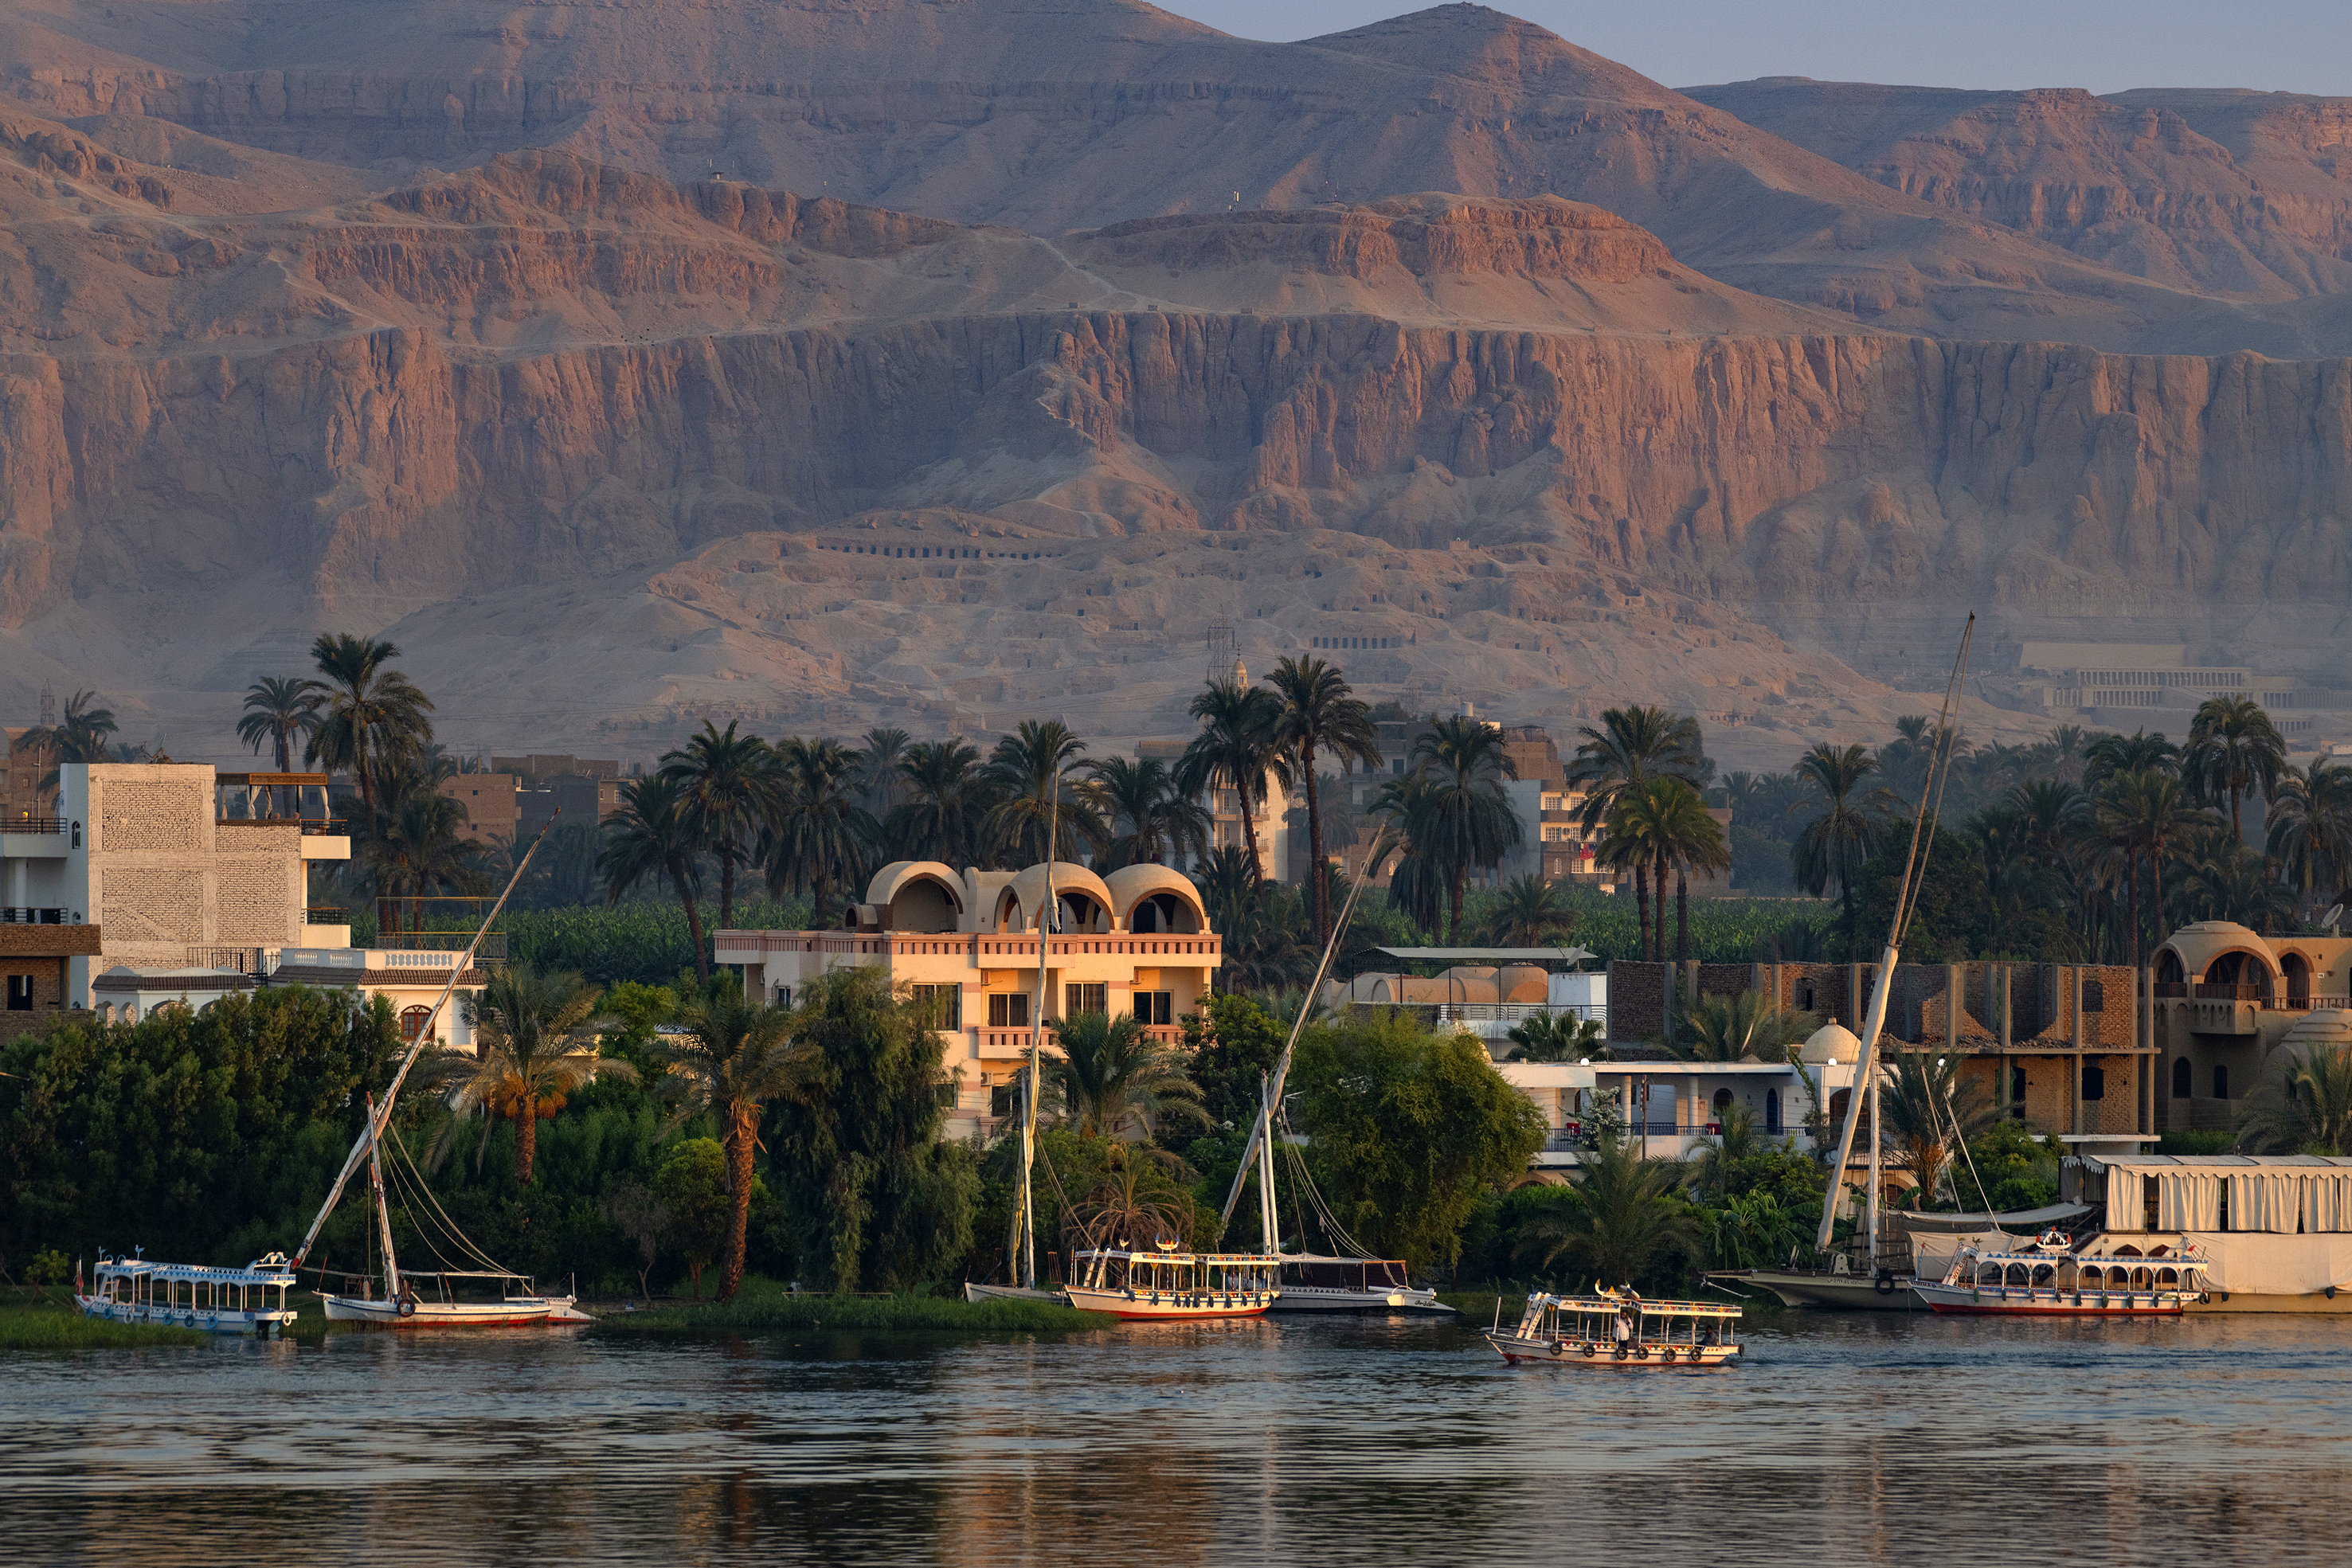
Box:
1267;1253;1450;1315
76;1251;299;1336
320;1269;590;1327
1487;1288;1742;1367
1062;1245;1280;1320
962;1281;1066;1305
1913;1238;2208;1316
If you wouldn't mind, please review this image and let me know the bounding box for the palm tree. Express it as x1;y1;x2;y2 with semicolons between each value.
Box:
983;720;1105;866
423;965;635;1185
2094;768;2210;964
1408;714;1521;943
599;774;710;981
1790;743;1894;957
887;739;994;866
1215;881;1317;994
354;785;488;938
1081;756;1210;870
1598;784;1669;962
1673;992;1818;1062
1514;1132;1693;1285
2237;1043;2352;1155
1265;656;1382;945
765;736;881;925
2268;761;2352;920
1505;1011;1606;1062
1688;1100;1759;1200
1045;1010;1210;1141
18;690;120;797
1881;1051;1997;1209
2170;825;2296;932
1481;872;1578;948
1565;705;1704;838
235;676;323;773
659;720;778;929
1657;777;1729;962
306;635;434;822
1176;680;1288;882
2084;729;2179;790
657;986;812;1302
858;726;912;819
2186;696;2287;848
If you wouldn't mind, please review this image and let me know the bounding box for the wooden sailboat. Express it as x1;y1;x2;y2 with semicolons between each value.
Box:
295;825;589;1328
1218;823;1447;1316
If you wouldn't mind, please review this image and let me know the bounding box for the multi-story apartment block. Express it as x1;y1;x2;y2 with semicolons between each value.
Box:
716;859;1223;1138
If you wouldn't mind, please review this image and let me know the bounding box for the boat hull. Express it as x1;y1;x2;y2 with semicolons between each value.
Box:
962;1283;1066;1306
1486;1331;1740;1367
1913;1281;2194;1316
1263;1284;1451;1315
319;1293;581;1328
1063;1285;1275;1320
76;1296;295;1336
1711;1269;1921;1311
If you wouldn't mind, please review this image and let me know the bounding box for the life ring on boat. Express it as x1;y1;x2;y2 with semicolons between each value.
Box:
1582;1343;1596;1358
397;1284;418;1319
1633;1344;1650;1360
1873;1273;1896;1296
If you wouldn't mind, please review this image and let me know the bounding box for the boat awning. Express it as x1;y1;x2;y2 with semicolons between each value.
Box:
1893;1202;2091;1233
1374;947;1595;964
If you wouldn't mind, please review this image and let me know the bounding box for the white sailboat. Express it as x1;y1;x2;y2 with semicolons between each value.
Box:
1219;824;1449;1316
295;825;589;1328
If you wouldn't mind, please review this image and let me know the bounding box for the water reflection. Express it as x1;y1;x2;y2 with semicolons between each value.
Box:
6;1313;2350;1564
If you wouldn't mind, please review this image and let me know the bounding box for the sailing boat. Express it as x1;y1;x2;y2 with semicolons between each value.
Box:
1712;616;1978;1311
1219;824;1449;1316
296;825;589;1328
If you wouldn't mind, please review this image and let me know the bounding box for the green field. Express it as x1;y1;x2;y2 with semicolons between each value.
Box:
598;1281;1116;1335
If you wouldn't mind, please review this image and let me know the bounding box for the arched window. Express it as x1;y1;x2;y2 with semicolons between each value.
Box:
2172;1058;2192;1099
1764;1089;1782;1134
400;1005;433;1042
2213;1063;2229;1100
1712;1088;1734;1117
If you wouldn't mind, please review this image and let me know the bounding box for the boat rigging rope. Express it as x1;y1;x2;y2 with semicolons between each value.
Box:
1276;1103;1381;1262
375;1151;468;1278
384;1122;514;1275
1894;613;1976;952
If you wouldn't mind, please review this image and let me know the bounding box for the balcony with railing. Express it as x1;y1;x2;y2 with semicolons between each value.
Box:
1;907;77;924
4;816;67;835
215;774;342;835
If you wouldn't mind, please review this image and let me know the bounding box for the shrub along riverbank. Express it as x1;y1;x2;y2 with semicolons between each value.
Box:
0;1289;209;1350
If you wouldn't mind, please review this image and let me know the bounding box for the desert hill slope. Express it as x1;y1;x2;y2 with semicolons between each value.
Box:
2;149;2349;764
0;0;2330;353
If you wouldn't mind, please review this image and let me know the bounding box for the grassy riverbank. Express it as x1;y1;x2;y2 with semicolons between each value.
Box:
0;1289;209;1350
599;1281;1116;1335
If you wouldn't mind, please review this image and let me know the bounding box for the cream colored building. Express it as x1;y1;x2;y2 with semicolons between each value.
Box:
715;859;1223;1139
2153;920;2352;1132
51;764;350;1003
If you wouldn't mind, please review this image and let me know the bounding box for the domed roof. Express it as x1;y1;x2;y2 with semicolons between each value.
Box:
2280;1009;2352;1053
1800;1021;1862;1064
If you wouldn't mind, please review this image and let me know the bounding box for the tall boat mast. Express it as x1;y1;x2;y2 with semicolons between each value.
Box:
292;819;560;1272
1219;823;1390;1240
1011;773;1060;1291
1814;616;1975;1261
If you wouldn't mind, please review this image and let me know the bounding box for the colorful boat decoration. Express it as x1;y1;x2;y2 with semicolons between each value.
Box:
1062;1244;1281;1320
76;1251;299;1337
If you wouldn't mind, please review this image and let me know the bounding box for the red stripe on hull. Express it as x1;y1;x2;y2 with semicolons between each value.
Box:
1927;1304;2183;1316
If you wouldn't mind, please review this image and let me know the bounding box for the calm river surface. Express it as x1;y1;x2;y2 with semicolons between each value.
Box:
6;1309;2349;1564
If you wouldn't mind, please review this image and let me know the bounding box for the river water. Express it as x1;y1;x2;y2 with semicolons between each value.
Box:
6;1309;2347;1564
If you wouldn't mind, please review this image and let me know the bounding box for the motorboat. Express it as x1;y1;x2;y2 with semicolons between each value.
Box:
77;1251;299;1337
1487;1287;1742;1367
1062;1244;1280;1320
1912;1241;2208;1316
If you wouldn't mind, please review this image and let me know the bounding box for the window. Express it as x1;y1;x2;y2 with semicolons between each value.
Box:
2082;1065;2105;1101
5;974;30;1011
2010;1066;2026;1116
1798;981;1816;1011
399;1005;433;1042
988;993;1031;1029
2213;1063;2229;1100
1133;991;1173;1026
1764;1089;1782;1135
1065;983;1107;1018
2173;1058;2192;1099
989;1083;1018;1120
909;983;961;1030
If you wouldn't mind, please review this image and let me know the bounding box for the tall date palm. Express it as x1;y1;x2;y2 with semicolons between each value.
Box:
1265;655;1383;946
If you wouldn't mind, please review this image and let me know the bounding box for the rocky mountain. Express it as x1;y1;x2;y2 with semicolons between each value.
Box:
0;1;2347;767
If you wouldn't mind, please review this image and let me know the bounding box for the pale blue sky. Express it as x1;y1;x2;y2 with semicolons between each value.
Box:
1156;0;2352;96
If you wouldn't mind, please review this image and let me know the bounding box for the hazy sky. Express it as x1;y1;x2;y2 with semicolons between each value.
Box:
1155;0;2352;97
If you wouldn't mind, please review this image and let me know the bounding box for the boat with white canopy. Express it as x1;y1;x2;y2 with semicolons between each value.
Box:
1912;1230;2208;1315
76;1250;299;1336
1487;1288;1741;1367
1063;1242;1281;1320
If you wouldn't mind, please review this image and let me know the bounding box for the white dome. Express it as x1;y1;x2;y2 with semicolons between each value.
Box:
2280;1009;2352;1054
1800;1022;1862;1065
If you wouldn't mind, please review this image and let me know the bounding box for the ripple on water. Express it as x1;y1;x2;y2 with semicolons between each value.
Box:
4;1312;2347;1564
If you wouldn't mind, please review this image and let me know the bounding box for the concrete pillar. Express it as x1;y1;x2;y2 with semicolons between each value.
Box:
1947;962;1963;1046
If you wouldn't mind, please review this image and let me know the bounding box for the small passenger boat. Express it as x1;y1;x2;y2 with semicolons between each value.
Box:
1062;1243;1281;1320
76;1251;299;1337
1486;1288;1742;1367
1267;1253;1449;1315
1912;1241;2209;1316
